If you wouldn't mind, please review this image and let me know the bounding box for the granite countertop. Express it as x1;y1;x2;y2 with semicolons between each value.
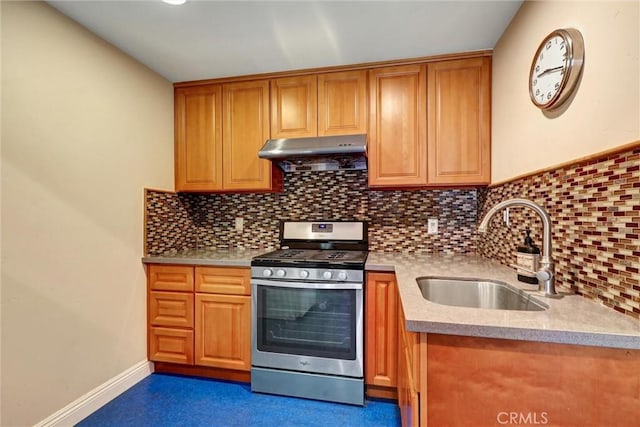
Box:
366;252;640;350
141;248;269;267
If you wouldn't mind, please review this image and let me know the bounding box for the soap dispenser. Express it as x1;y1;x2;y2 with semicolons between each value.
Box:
515;228;540;284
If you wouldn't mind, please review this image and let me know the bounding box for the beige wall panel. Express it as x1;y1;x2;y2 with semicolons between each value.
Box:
492;1;639;182
1;2;173;425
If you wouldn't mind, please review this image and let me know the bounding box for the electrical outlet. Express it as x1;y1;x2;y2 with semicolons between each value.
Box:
235;217;244;232
427;218;438;234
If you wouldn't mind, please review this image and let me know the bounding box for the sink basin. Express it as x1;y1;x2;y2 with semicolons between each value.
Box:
416;277;547;311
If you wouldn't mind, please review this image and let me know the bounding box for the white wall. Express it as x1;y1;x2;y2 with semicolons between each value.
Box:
1;2;174;425
492;0;640;183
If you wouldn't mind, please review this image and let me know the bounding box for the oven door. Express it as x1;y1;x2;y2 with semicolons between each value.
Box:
251;279;363;378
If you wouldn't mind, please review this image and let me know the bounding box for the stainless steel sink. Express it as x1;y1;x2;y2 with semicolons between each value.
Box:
416;277;547;311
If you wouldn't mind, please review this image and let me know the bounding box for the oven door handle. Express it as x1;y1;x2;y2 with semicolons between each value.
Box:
251;279;362;290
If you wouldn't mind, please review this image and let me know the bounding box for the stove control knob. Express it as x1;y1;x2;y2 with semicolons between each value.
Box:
262;269;273;277
299;270;309;279
323;271;333;280
337;271;348;281
276;269;286;278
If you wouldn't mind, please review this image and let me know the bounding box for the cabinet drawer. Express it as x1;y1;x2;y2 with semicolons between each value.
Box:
149;327;194;365
148;264;194;292
195;266;251;295
149;291;194;328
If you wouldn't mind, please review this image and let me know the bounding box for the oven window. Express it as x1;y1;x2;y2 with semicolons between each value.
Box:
256;285;356;360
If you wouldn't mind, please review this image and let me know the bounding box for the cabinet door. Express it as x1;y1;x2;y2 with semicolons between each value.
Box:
148;264;194;292
271;75;317;138
368;65;427;187
427;57;491;185
365;272;398;388
149;327;194;365
195;293;251;370
318;70;368;136
195;266;251;295
175;85;223;192
223;80;277;191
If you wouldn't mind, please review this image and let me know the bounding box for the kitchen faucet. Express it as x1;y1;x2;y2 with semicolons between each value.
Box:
478;198;560;298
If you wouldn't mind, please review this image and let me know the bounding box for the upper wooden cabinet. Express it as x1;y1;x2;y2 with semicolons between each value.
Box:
174;52;490;191
174;81;281;193
317;70;368;136
270;70;367;139
222;80;280;191
368;57;491;188
174;85;223;192
368;65;427;187
427;57;491;185
271;75;318;138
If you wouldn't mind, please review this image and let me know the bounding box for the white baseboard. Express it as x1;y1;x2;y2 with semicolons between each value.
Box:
35;360;154;427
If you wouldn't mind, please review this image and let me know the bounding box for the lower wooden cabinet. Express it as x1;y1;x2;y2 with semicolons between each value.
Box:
425;335;640;426
397;299;420;427
149;291;194;328
365;272;398;397
149;327;194;365
195;293;251;370
147;264;251;374
147;264;195;364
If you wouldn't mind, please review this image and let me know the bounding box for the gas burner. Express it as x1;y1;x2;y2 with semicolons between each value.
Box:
251;221;369;273
252;249;367;268
274;249;307;259
326;251;347;259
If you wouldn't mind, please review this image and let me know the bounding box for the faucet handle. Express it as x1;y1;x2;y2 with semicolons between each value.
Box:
535;269;552;282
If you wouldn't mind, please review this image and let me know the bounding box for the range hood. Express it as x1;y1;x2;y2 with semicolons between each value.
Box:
258;134;367;172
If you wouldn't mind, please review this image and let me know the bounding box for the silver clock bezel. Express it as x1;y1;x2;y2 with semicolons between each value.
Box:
529;28;585;111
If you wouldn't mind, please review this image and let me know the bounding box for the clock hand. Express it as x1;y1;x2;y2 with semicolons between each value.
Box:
537;66;564;78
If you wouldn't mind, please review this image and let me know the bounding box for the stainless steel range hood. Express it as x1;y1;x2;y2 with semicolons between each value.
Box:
258;134;367;172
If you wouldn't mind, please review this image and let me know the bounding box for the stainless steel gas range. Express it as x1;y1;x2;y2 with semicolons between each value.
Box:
250;220;368;406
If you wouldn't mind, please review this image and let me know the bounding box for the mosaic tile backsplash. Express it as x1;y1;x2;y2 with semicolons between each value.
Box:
478;145;640;320
145;144;639;319
145;170;478;256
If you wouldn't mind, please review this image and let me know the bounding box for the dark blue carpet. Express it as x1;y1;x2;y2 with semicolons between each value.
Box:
76;373;400;426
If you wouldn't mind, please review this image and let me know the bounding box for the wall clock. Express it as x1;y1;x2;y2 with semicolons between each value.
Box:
529;28;585;111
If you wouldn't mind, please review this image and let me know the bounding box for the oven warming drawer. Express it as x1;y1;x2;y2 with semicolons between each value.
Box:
251;367;364;406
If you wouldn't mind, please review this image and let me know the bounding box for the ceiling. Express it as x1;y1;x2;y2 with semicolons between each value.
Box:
47;0;523;83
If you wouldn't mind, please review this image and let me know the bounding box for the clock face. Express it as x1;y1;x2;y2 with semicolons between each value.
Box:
530;34;568;107
529;28;585;111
